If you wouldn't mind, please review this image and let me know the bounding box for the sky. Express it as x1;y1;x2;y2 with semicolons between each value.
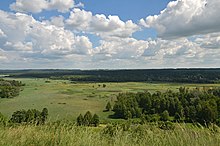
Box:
0;0;220;69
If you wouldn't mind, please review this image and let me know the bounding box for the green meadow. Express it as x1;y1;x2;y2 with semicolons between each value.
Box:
0;122;220;146
1;78;220;121
1;78;220;146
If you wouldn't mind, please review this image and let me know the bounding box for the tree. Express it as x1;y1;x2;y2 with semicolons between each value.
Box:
25;109;41;124
106;102;112;111
9;108;48;124
41;108;48;124
174;113;182;122
160;110;170;121
124;110;132;120
77;114;84;126
10;110;27;123
198;101;218;124
26;109;36;123
83;111;92;126
0;79;23;99
92;114;100;127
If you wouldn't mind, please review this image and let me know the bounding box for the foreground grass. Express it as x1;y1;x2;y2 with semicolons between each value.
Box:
0;123;220;146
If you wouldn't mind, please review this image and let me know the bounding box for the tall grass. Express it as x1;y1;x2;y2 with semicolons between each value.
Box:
0;122;220;146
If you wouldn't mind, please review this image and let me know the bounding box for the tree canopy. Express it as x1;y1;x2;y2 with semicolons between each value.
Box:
112;87;220;125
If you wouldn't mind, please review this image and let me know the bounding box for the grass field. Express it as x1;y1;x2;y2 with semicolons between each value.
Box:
1;78;220;121
0;122;220;146
1;78;220;146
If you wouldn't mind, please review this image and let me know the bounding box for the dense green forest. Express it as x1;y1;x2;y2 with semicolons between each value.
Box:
2;68;220;83
0;79;24;98
112;87;220;125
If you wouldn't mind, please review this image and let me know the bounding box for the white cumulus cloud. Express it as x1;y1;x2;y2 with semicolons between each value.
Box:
0;10;92;59
140;0;220;39
92;37;148;60
10;0;81;13
66;9;139;38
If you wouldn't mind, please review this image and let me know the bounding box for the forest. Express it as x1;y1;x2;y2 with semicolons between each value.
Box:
0;79;24;98
112;87;220;125
3;68;220;83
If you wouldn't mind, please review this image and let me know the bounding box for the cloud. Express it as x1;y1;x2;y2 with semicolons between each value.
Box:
10;0;48;13
0;10;92;59
92;37;148;60
66;9;139;38
140;0;220;39
49;15;65;27
142;38;202;58
140;34;220;68
195;33;220;49
2;0;220;69
0;49;7;61
1;9;219;68
0;29;6;37
10;0;82;13
4;41;33;51
48;0;74;13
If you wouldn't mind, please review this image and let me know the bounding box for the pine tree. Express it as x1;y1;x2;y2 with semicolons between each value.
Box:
77;114;84;126
106;102;112;111
41;108;48;124
92;114;100;127
83;111;93;126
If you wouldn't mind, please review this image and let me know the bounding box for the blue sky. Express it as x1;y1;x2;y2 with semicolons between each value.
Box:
0;0;219;69
75;0;171;21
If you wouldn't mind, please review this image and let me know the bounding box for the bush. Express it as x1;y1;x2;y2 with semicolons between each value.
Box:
102;124;119;137
159;121;175;130
146;114;160;122
216;118;220;127
160;110;170;121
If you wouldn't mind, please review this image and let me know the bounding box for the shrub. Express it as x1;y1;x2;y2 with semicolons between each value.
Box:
160;110;170;121
102;124;119;137
159;121;175;130
0;112;6;126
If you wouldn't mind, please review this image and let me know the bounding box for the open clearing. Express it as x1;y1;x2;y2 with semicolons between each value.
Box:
1;78;220;121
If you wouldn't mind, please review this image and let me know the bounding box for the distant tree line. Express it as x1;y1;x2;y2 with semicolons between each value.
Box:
0;79;25;98
6;69;220;83
77;111;100;127
112;87;220;125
